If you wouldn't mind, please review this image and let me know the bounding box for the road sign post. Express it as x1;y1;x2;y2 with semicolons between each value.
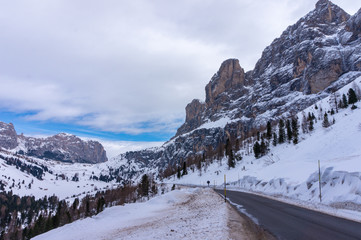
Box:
318;160;322;203
238;172;240;187
224;174;226;202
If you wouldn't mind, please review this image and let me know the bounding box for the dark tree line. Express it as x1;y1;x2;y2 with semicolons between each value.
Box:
160;135;243;180
338;88;358;110
0;180;151;240
254;117;300;158
0;155;48;180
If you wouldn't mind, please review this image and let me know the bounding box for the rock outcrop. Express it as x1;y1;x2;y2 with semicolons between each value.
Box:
205;59;245;105
0;122;18;150
0;122;107;164
175;99;206;135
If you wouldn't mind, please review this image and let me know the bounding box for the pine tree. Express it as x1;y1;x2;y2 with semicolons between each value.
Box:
182;161;187;176
45;215;53;232
286;119;292;142
85;198;90;217
260;139;267;155
322;112;330;128
253;141;261;158
235;138;240;152
176;166;181;179
225;139;235;169
308;117;314;131
225;139;232;157
278;119;285;144
197;157;202;175
352;82;361;101
342;94;348;108
217;143;224;160
141;174;149;196
266;121;272;140
96;197;105;214
291;117;299;144
227;150;235;169
348;88;357;105
272;132;277;146
301;113;308;133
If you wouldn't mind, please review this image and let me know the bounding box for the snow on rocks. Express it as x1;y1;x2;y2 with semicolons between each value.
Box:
171;77;361;222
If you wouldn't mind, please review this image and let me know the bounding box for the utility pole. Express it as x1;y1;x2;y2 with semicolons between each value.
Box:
318;160;322;203
238;172;240;187
224;174;226;202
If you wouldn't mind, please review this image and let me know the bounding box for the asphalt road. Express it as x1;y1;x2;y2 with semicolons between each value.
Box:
215;189;361;240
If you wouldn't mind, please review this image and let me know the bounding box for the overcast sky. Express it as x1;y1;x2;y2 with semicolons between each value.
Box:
0;0;359;144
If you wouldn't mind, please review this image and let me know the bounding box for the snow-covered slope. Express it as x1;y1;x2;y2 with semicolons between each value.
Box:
0;150;118;200
171;77;361;217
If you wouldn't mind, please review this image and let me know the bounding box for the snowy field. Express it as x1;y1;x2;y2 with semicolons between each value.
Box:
0;151;119;201
33;187;257;240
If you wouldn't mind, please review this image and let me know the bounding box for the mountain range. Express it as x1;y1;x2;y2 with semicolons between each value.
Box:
0;0;360;181
0;121;107;164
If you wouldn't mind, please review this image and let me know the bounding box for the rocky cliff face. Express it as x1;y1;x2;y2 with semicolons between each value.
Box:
176;0;361;136
0;122;107;164
114;0;361;180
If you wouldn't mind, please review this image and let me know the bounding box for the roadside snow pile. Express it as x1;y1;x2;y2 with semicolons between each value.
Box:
234;170;361;205
33;188;239;240
172;77;361;215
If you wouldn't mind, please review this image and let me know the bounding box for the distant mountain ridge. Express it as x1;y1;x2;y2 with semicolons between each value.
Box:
113;0;361;180
0;121;107;163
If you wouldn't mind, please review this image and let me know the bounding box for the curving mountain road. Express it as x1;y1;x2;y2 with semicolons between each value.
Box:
215;189;361;240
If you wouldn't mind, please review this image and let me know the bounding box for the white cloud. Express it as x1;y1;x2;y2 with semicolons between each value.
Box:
0;0;359;135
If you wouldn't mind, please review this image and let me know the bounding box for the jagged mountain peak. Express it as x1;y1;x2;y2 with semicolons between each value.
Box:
175;58;247;136
346;7;361;35
205;58;245;105
312;0;349;24
273;0;349;47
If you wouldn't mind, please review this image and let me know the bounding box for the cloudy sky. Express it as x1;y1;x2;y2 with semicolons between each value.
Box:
0;0;359;146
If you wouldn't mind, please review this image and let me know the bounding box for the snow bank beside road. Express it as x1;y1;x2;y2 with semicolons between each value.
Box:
34;187;252;240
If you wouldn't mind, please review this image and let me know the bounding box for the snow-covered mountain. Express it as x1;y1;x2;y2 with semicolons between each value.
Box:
0;0;360;202
0;122;107;164
172;76;361;220
113;0;361;181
